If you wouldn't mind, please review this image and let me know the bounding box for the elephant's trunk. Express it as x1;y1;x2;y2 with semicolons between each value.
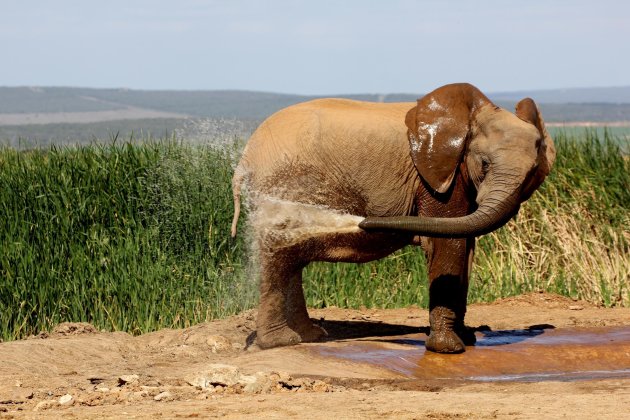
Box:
359;185;521;238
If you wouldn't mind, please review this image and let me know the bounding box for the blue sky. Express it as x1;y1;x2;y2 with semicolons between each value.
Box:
2;0;629;94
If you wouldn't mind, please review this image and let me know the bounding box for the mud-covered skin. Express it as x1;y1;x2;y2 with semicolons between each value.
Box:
232;83;556;353
418;167;477;353
255;230;412;349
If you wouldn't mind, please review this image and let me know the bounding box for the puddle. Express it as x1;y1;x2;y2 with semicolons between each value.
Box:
312;326;630;382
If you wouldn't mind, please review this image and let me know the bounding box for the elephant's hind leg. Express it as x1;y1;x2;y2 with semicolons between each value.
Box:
286;269;327;342
256;248;326;349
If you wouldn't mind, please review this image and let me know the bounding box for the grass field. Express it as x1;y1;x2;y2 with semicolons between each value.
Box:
0;130;628;341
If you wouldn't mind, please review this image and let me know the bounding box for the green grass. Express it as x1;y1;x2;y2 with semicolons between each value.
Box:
0;130;628;341
0;140;254;341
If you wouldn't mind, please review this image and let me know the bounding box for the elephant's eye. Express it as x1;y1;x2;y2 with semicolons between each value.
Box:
481;158;490;173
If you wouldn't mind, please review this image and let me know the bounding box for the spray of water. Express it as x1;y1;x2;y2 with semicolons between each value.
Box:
174;117;258;150
170;118;365;308
142;118;263;313
247;194;363;249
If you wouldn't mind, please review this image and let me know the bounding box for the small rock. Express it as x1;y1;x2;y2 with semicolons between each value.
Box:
116;391;132;403
187;365;266;393
58;394;73;405
267;371;291;383
281;377;308;390
118;374;140;386
34;400;58;411
129;391;145;401
312;380;330;392
206;335;232;353
569;305;584;310
144;379;161;387
154;391;173;401
96;387;110;393
242;372;270;394
140;386;160;396
187;364;241;389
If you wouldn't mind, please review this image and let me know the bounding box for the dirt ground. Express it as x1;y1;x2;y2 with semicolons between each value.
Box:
2;292;630;419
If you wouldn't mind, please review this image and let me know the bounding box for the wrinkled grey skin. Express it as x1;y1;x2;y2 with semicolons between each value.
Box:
231;83;555;353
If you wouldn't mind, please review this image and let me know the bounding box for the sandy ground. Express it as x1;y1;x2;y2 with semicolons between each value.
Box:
1;293;630;419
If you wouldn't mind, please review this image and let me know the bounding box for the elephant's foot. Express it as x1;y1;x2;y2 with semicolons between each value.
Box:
426;330;465;353
257;320;328;349
425;306;472;354
293;321;328;342
256;322;302;349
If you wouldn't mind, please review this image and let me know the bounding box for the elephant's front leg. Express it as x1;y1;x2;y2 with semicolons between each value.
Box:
424;237;476;353
256;250;326;349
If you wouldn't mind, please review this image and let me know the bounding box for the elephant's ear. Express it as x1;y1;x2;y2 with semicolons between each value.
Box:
514;98;556;177
407;83;488;194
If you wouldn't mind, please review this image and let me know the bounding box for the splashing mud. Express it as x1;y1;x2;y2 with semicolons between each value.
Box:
249;195;363;247
174;117;257;148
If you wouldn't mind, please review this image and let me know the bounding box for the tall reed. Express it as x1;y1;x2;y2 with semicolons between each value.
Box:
470;131;629;305
0;130;627;341
0;140;253;341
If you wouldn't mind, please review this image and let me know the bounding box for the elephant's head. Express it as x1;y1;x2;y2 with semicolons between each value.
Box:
359;83;556;237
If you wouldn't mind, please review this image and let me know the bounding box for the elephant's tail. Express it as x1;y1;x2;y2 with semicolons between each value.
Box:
230;166;246;238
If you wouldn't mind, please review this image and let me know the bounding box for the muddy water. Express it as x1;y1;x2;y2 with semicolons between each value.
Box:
312;326;630;382
249;196;363;246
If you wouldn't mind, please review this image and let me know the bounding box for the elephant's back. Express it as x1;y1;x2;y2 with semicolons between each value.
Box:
290;98;415;130
240;98;414;170
236;98;418;215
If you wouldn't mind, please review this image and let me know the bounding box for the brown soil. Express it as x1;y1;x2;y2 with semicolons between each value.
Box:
2;293;630;419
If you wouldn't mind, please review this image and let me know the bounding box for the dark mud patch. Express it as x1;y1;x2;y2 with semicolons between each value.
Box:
311;326;630;383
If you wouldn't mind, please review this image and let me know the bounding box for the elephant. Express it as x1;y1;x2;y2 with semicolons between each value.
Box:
231;83;555;353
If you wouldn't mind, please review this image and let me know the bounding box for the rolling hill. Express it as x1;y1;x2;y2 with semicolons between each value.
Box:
1;86;629;145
